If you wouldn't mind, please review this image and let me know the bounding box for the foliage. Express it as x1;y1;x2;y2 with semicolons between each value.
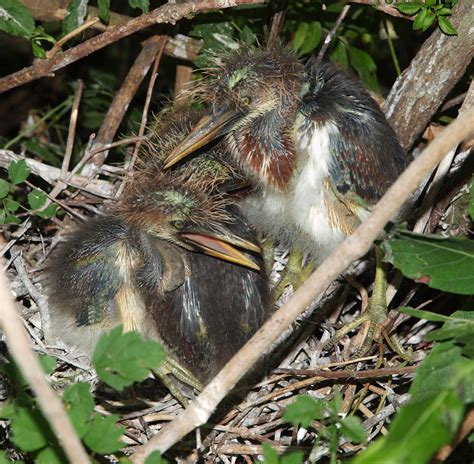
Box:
0;329;168;461
382;230;474;294
0;160;58;224
393;0;458;35
276;393;366;462
93;326;167;391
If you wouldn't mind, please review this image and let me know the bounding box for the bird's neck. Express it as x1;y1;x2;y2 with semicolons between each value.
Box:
232;103;299;191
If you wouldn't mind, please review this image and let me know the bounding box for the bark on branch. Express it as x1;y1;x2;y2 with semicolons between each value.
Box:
385;0;474;150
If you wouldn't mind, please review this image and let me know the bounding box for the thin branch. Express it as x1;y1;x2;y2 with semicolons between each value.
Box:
348;0;413;19
0;1;268;94
273;366;416;380
129;37;168;173
315;5;351;65
129;107;474;463
432;407;474;463
0;260;90;463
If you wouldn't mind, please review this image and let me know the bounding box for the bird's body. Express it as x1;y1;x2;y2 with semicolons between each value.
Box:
47;153;270;385
165;48;407;260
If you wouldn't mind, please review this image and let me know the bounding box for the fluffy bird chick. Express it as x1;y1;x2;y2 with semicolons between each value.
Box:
165;46;407;257
46;169;270;385
164;46;409;356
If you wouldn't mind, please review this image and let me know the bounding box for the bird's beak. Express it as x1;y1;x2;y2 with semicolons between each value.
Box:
163;107;242;169
179;227;261;271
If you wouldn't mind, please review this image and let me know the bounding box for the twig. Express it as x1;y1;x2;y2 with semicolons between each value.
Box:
129;107;474;463
273;366;416;379
47;18;101;59
347;0;413;19
432;407;474;463
0;259;90;463
315;5;351;65
0;1;269;94
130;37;168;173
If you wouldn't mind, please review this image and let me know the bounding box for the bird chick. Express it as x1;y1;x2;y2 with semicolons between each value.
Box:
46;169;270;386
164;46;409;356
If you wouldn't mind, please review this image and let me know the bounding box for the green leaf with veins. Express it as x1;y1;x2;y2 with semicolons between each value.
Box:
383;230;474;295
0;0;35;38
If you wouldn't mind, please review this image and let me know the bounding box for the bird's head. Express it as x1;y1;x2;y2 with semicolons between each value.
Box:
141;106;243;191
120;171;261;270
163;46;304;178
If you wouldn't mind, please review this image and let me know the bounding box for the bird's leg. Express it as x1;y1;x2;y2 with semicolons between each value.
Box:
261;236;277;272
324;246;412;360
273;249;315;301
153;357;203;407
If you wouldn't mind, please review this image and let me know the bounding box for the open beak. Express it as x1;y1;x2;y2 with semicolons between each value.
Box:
163;107;243;169
179;227;261;271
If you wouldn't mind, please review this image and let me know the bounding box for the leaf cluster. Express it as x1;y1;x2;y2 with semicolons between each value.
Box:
393;0;458;35
0;160;57;224
0;327;168;462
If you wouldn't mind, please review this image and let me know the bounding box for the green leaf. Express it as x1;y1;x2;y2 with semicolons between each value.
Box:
0;210;5;225
35;446;66;464
32;40;47;59
8;159;29;184
348;46;379;92
426;311;474;343
145;451;169;464
399;307;453;323
62;0;89;36
36;203;58;219
63;382;95;437
469;178;474;220
4;198;20;212
27;189;47;210
281;451;305;464
93;326;166;391
298;21;322;56
0;179;10;198
5;213;21;224
413;8;436;31
410;341;474;403
39;354;56;375
82;414;124;454
330;41;349;70
352;390;464;464
128;0;149;13
292;22;308;53
9;406;51;451
0;0;35;38
383;230;474;295
97;0;110;23
438;16;458;35
340;416;367;443
393;2;422;15
240;25;256;45
262;444;279;464
283;395;327;428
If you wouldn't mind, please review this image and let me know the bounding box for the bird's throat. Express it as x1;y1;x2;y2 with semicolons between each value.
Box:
233;108;298;191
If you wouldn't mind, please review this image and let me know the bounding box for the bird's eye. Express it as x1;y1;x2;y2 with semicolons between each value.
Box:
172;220;185;230
241;96;251;106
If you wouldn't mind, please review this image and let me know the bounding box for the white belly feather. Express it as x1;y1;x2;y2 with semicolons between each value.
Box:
240;119;346;260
